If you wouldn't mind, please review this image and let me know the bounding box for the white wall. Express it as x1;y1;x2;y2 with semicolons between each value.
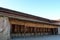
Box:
0;17;10;40
58;27;60;34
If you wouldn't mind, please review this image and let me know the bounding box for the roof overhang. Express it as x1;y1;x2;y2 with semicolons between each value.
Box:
0;7;60;26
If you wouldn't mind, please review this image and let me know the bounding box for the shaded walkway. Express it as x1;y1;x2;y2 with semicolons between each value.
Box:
12;35;60;40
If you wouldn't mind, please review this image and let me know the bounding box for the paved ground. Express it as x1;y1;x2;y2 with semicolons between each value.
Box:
12;35;60;40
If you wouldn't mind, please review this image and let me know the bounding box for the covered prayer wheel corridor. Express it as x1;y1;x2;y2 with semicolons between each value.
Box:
10;18;58;38
0;7;60;40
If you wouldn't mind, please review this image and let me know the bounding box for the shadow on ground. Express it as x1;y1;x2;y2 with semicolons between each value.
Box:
12;35;60;40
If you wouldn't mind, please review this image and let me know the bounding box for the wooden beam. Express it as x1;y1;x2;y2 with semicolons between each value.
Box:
10;19;58;28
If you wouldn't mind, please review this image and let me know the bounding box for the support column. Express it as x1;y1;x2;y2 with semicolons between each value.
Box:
0;17;11;40
34;27;36;35
24;25;26;36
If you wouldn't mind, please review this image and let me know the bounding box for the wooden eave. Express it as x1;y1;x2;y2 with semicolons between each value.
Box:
0;7;60;26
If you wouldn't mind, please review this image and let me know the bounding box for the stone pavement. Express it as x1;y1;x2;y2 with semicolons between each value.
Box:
12;35;60;40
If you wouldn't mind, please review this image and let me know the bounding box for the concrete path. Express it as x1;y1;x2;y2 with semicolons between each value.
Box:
12;35;60;40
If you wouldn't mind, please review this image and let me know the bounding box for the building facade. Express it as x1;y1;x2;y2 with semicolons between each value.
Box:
0;7;60;40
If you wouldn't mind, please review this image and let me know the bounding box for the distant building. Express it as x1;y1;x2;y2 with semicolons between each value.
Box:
0;7;60;40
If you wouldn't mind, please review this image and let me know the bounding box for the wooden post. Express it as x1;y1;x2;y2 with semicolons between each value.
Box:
34;27;36;35
24;25;26;36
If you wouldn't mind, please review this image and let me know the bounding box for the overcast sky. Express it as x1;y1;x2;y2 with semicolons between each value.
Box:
0;0;60;20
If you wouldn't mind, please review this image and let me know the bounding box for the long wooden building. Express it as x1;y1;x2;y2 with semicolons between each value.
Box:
0;7;60;40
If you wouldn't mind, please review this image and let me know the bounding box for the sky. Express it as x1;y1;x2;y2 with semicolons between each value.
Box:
0;0;60;20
